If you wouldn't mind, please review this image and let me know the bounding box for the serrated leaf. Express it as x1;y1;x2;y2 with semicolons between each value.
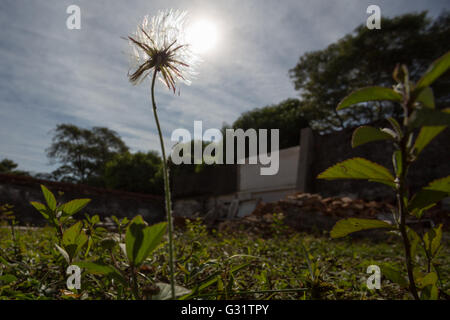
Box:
351;126;394;148
60;199;91;217
337;87;402;110
413;125;447;156
425;175;450;193
125;216;167;267
40;185;56;211
317;158;395;187
330;218;394;238
408;176;450;212
415;51;450;91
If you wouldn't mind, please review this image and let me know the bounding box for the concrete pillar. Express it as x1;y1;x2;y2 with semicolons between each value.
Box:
296;128;314;192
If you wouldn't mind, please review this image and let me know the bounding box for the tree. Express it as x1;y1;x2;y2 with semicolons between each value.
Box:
0;158;29;176
231;98;309;150
289;11;450;133
46;124;128;184
0;159;18;173
104;151;164;194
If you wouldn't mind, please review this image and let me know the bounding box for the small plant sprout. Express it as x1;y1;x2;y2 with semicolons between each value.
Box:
127;9;200;299
318;51;450;300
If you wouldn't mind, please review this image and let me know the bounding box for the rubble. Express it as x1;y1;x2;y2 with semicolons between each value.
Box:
216;192;448;236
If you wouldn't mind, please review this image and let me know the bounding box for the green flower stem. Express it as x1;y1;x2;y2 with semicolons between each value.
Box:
150;68;176;300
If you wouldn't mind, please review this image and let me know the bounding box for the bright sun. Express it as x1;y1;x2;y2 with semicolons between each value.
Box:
186;20;218;54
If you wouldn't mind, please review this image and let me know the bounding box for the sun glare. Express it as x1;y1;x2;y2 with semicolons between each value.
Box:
186;20;218;54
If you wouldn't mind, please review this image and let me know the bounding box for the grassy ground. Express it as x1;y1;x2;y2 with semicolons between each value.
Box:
0;218;448;300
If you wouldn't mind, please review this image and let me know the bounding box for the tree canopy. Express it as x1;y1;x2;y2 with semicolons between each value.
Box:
104;151;163;195
46;124;129;184
289;11;450;132
231;98;309;150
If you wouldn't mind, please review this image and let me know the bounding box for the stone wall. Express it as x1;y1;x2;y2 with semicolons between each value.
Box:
0;174;165;225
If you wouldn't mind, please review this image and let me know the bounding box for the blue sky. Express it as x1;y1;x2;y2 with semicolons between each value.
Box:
0;0;448;174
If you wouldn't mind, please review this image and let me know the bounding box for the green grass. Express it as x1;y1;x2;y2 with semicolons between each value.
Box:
0;218;448;300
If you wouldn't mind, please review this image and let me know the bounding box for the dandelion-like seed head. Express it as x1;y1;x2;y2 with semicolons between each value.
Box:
127;9;199;93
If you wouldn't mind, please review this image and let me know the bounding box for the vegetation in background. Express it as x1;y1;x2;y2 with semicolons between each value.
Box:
46;124;129;185
0;159;29;176
290;11;450;132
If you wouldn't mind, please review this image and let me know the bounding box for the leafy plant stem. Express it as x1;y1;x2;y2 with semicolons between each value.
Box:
396;105;419;300
130;266;140;300
150;68;176;300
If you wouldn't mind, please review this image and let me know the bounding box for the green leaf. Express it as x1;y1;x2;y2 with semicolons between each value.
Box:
425;175;450;193
317;158;395;187
125;216;167;267
55;244;70;264
416;272;438;289
409;107;450;128
380;264;408;288
415;51;450;91
59;199;91;217
330;218;394;238
76;261;126;286
415;87;435;109
408;176;450;213
337;87;402;111
413;125;447;156
430;224;442;257
406;227;420;259
0;274;17;285
40;185;56;211
30;201;51;220
351;126;394;148
62;221;88;262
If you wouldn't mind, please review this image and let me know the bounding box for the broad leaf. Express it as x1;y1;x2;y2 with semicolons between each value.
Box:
415;87;435;109
337;87;402;110
60;199;91;217
408;176;450;213
125;216;167;267
351;126;394;148
40;185;56;211
30;201;51;220
76;261;126;286
330;218;394;238
380;264;408;288
413;125;447;156
416;272;438;289
425;175;450;193
415;51;450;91
409;108;450;128
317;158;395;187
62;221;88;262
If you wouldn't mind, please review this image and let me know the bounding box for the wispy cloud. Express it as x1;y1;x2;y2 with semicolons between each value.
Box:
0;0;447;173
